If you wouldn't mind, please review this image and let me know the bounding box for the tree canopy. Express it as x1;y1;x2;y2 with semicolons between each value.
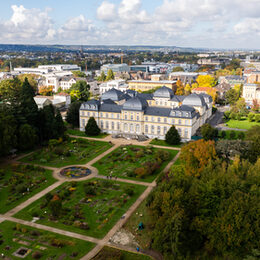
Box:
69;80;90;102
165;126;181;145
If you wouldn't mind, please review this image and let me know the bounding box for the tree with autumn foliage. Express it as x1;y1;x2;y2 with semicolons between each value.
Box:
180;139;217;177
196;75;217;88
38;85;54;96
175;79;185;95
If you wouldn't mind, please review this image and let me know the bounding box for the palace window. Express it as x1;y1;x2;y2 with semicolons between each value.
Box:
111;122;114;130
124;123;128;131
131;115;133;120
151;125;155;134
117;122;120;130
164;118;167;123
117;114;120;119
100;120;104;128
100;112;103;117
178;119;182;125
136;124;140;133
164;126;167;134
158;117;161;122
106;121;109;129
145;125;148;133
137;116;139;121
157;126;161;135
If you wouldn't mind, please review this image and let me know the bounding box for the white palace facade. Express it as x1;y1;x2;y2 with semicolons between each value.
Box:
79;86;213;141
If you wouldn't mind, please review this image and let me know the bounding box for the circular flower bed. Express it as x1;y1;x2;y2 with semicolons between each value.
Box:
60;166;92;179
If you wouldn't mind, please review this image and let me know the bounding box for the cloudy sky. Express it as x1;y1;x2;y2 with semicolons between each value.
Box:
0;0;260;49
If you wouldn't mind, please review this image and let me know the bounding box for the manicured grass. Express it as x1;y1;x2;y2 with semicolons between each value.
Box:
93;246;152;260
0;164;56;214
14;178;146;239
150;139;182;148
93;145;178;183
226;118;260;130
66;128;108;139
20;138;113;168
0;221;95;259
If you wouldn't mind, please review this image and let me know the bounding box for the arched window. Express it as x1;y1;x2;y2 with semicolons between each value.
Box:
124;123;128;132
106;121;109;129
100;120;104;129
145;125;148;133
117;122;120;130
130;124;134;132
164;126;167;134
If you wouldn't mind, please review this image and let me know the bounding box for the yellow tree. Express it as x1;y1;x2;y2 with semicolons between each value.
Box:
175;80;185;95
180;139;217;177
184;84;191;95
196;75;217;88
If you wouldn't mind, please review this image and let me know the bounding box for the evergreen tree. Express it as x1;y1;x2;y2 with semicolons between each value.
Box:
19;77;38;126
165;126;181;145
54;110;66;138
18;124;38;150
85;117;100;136
66;101;82;127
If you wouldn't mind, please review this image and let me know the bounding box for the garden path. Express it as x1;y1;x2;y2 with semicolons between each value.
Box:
1;136;181;260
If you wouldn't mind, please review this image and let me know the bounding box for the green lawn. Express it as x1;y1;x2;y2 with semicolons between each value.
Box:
149;139;182;148
20;138;113;168
93;145;178;183
66;128;108;139
218;130;245;140
226;118;260;130
93;246;152;260
0;221;95;259
14;179;146;239
0;164;56;214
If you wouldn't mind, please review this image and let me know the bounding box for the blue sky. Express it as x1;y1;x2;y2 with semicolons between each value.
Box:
0;0;260;48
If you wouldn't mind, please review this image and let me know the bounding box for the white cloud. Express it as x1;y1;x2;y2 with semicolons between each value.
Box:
0;5;55;43
234;18;260;35
97;1;116;21
2;1;260;48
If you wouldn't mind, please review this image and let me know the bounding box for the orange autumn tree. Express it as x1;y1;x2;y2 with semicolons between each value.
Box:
180;139;217;177
38;85;54;96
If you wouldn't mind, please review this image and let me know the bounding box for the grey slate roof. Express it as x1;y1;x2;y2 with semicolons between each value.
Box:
101;88;129;102
182;93;206;107
80;99;100;110
170;95;186;102
153;86;174;99
100;104;122;113
123;97;148;111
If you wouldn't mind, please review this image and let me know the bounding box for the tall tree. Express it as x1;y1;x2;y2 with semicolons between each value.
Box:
165;126;181;145
106;69;114;81
69;81;90;102
66;101;82;128
180;139;217;177
85;117;100;136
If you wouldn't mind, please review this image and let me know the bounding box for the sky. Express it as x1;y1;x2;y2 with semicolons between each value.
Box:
0;0;260;49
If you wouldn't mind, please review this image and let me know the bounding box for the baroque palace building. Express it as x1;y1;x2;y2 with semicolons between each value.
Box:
79;86;212;141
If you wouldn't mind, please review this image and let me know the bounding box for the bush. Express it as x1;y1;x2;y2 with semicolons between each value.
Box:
201;123;217;141
32;251;42;259
248;113;255;122
124;187;134;196
221;131;226;139
229;130;236;140
230;112;237;120
237;132;245;140
236;113;242;121
255;114;260;122
224;111;231;119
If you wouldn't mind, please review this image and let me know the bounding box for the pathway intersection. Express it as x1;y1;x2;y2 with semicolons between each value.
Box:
0;135;181;260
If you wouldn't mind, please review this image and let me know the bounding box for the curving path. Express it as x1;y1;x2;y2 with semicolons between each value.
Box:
1;135;181;260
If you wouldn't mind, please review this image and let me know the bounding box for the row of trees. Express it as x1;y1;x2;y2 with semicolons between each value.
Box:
147;131;260;259
0;78;65;156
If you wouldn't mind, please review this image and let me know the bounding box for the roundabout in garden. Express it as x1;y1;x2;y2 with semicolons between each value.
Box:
60;166;92;179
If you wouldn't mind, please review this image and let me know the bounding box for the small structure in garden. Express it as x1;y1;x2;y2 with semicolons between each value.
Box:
13;247;31;258
60;166;92;179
